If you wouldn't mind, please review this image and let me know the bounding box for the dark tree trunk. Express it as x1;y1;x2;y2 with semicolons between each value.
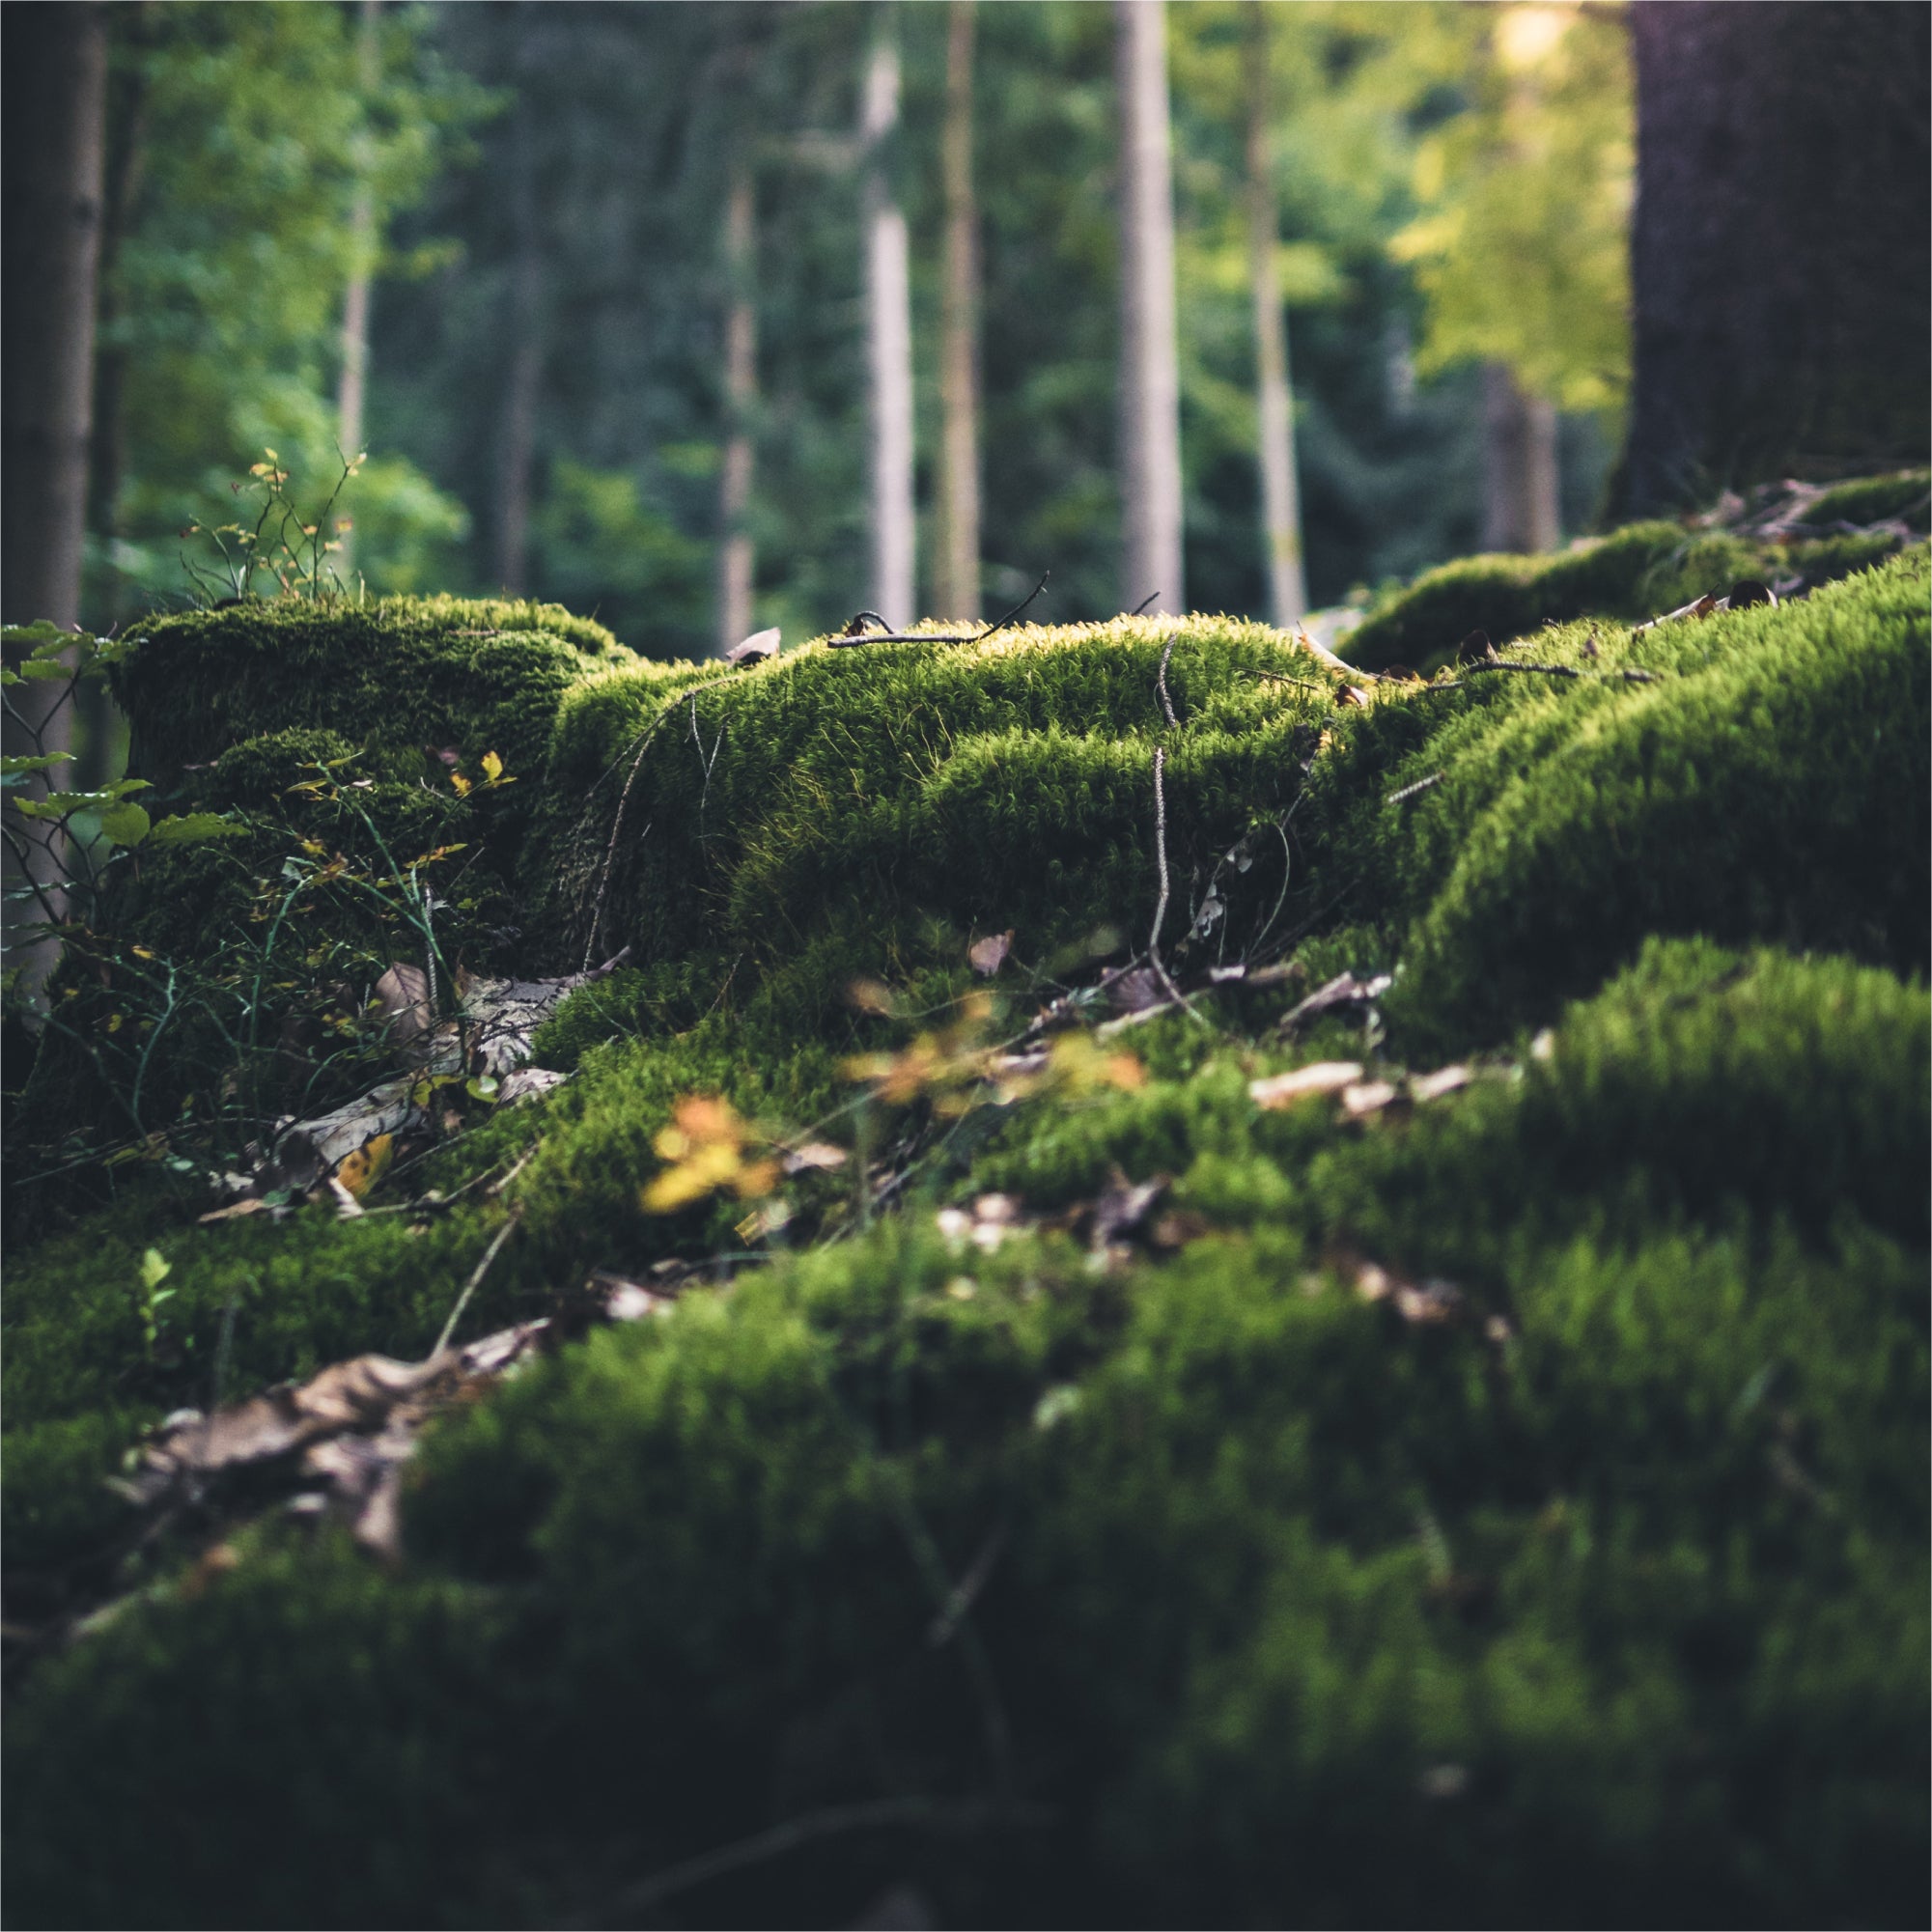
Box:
1615;1;1931;515
2;2;109;629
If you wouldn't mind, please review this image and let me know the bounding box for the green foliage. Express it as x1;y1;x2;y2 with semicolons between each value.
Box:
1391;3;1633;416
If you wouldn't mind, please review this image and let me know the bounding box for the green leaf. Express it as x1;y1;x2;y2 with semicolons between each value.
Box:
98;801;152;848
146;812;247;848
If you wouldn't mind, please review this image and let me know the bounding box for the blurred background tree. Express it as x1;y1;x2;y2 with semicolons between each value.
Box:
37;1;1661;662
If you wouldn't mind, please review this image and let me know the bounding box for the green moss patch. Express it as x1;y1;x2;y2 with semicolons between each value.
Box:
6;523;1928;1926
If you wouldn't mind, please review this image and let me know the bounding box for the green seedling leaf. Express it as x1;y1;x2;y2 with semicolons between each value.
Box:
98;800;152;848
146;812;247;848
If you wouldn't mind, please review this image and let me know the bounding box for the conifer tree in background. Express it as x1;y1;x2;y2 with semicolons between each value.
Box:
862;4;915;629
716;154;759;654
1243;0;1306;626
1115;0;1184;617
936;0;981;623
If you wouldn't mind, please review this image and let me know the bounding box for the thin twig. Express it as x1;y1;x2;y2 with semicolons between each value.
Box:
1386;771;1446;806
826;571;1050;649
1155;634;1178;728
574;1797;1050;1927
429;1208;521;1359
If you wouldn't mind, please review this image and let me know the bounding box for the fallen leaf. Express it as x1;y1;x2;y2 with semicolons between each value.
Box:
782;1140;849;1174
1248;1061;1363;1108
724;626;781;665
333;1133;393;1200
1341;1079;1401;1117
969;929;1015;976
1277;969;1392;1031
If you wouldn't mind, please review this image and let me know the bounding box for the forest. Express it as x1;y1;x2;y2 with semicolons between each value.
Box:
2;3;1928;1928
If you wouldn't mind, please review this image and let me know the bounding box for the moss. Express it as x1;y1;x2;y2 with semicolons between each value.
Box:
1343;515;1909;675
6;518;1928;1926
111;595;635;797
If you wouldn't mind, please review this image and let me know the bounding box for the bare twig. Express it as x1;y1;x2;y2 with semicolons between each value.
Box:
573;1796;1050;1927
1386;771;1446;806
826;571;1050;649
1155;634;1178;728
429;1209;521;1360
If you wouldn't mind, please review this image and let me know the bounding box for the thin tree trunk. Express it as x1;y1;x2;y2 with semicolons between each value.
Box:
335;0;381;586
937;0;981;622
1244;0;1305;627
716;158;757;654
1115;0;1183;617
2;2;108;997
861;6;914;629
495;52;544;599
1481;361;1560;554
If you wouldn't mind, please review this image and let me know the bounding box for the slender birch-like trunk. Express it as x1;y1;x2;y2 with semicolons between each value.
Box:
336;1;380;587
1115;0;1183;617
937;0;981;622
335;0;381;585
861;7;914;629
495;29;544;598
1244;2;1306;626
716;158;758;653
1481;361;1560;553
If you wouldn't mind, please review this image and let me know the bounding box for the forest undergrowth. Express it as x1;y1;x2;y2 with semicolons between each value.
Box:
3;486;1927;1929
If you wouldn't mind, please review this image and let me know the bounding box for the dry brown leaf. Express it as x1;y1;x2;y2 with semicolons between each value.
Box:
968;929;1015;976
724;626;781;665
1248;1060;1363;1108
1341;1079;1401;1118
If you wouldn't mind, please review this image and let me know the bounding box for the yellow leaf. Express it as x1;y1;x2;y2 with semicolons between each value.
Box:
335;1134;394;1199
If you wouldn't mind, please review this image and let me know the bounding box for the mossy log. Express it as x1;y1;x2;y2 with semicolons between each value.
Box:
4;538;1927;1929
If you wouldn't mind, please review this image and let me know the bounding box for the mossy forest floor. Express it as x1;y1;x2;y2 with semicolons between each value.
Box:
4;481;1928;1928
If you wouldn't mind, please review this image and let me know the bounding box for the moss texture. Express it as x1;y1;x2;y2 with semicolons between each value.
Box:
1342;474;1926;673
5;529;1927;1928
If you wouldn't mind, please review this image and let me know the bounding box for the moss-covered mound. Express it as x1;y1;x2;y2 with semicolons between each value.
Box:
5;538;1927;1929
1342;467;1928;674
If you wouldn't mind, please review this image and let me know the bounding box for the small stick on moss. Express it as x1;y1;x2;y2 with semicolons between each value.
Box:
1386;771;1446;806
429;1207;521;1360
574;1796;1050;1926
826;571;1050;648
1145;747;1201;1027
1156;633;1178;728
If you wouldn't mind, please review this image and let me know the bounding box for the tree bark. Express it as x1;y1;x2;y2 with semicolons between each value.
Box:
494;45;544;599
716;157;757;655
861;6;915;630
2;2;109;630
335;0;382;587
1482;361;1560;554
1244;0;1305;627
1115;0;1184;617
1615;1;1931;515
937;0;981;623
